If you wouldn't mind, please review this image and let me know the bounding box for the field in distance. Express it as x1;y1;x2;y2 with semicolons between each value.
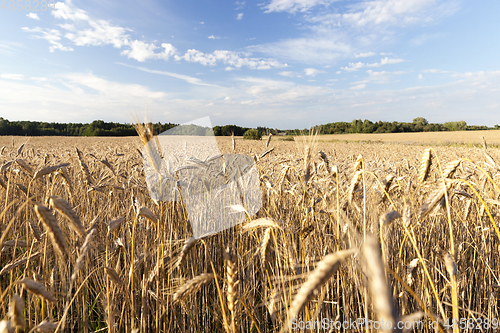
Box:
310;129;500;145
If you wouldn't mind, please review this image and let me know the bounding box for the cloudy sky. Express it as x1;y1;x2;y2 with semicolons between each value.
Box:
1;0;499;128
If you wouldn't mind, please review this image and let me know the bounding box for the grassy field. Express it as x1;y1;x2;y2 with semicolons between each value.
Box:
0;132;499;332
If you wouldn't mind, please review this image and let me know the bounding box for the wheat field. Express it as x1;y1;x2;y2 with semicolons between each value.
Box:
0;133;499;332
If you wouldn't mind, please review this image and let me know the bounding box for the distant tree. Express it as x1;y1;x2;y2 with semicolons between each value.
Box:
243;129;262;140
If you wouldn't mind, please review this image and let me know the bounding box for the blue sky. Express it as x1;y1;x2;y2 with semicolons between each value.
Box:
1;0;499;129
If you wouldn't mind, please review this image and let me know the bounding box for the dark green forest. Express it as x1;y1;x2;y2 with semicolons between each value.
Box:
0;117;497;137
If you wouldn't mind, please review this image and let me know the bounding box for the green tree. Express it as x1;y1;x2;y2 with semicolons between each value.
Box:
243;128;262;140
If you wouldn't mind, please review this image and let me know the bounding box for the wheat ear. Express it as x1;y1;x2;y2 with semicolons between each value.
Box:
363;237;401;333
225;248;239;333
49;195;86;237
286;249;354;324
33;163;70;179
8;294;24;329
173;273;214;303
418;148;432;183
33;202;67;257
18;278;57;302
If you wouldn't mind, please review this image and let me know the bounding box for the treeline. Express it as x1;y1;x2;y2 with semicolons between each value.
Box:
0;118;176;136
0;117;498;137
286;118;497;135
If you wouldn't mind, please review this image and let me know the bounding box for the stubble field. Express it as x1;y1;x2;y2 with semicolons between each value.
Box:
0;132;499;332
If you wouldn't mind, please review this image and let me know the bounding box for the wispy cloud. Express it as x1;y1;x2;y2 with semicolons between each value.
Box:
236;13;243;20
176;49;287;70
350;83;366;90
410;32;444;46
21;27;73;52
248;36;351;64
278;71;299;77
235;1;246;10
354;52;376;58
116;63;217;87
208;35;221;39
1;69;500;127
341;57;404;71
254;0;459;64
0;74;26;80
262;0;337;14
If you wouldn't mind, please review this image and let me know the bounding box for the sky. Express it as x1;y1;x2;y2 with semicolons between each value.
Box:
1;0;500;129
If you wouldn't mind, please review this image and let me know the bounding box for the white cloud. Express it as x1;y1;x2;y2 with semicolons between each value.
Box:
278;71;296;77
341;62;365;72
52;2;90;21
341;57;404;71
304;68;326;76
418;74;423;80
262;0;337;13
0;74;26;80
340;0;458;27
237;13;243;20
27;13;40;20
63;20;130;48
354;52;376;58
422;69;452;74
120;41;176;62
351;83;366;90
208;35;221;39
380;57;404;65
177;49;287;69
